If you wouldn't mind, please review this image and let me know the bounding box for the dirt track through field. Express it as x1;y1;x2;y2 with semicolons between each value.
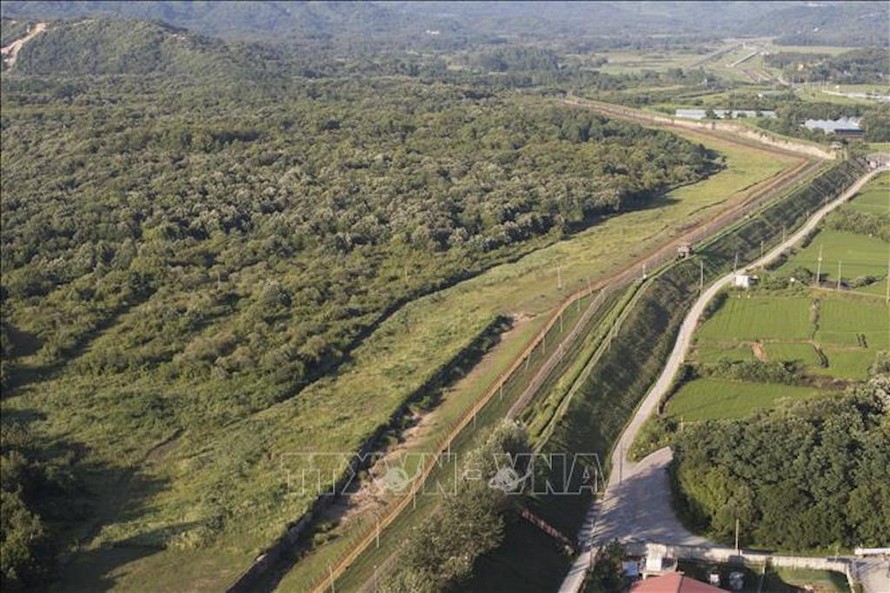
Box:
1;22;46;67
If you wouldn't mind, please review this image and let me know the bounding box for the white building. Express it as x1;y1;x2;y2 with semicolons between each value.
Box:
733;274;755;289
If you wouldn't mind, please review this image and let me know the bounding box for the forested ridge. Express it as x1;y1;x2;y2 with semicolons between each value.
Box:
0;17;721;589
3;1;885;48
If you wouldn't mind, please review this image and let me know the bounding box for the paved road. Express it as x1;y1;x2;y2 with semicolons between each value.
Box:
558;165;889;593
592;447;707;546
853;557;890;593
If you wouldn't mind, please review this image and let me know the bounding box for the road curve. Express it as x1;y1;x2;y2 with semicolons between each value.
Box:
558;164;889;593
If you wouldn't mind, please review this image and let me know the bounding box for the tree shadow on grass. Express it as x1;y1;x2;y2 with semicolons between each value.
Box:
1;407;176;592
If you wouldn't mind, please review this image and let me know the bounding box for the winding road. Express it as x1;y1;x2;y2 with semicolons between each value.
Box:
558;164;890;593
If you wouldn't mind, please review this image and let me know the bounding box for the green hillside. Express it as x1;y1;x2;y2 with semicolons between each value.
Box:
2;18;288;80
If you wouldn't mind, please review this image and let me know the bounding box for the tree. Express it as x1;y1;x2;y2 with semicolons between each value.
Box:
585;540;625;593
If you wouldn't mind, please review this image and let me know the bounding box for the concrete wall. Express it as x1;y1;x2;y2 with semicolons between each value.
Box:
625;542;857;591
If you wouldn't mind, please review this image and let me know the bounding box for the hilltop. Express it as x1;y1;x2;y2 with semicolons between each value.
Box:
0;17;291;80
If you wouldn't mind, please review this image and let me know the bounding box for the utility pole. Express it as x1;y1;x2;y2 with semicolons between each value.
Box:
557;265;563;290
886;256;890;305
329;565;336;593
782;225;786;244
837;260;842;290
735;517;740;554
816;244;823;286
734;252;739;273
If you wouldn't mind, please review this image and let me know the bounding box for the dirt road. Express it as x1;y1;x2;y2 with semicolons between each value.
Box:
1;22;46;68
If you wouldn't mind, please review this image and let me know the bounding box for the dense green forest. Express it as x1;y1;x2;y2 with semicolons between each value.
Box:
672;376;890;550
0;17;723;590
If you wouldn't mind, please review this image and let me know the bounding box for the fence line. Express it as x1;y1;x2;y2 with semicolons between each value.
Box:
306;160;827;593
229;103;830;593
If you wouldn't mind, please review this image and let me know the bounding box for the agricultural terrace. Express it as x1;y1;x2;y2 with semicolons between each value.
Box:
667;377;830;421
691;291;887;381
779;230;889;283
847;170;889;215
674;171;890;423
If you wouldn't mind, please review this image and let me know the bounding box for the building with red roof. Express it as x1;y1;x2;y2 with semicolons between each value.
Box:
629;571;727;593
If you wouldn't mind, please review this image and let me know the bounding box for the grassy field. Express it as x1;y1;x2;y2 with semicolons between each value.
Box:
697;295;813;343
811;346;877;380
847;171;889;215
666;378;829;421
694;291;887;382
816;294;890;350
778;230;890;282
693;343;758;363
692;168;889;383
764;342;822;367
589;48;714;74
855;278;890;298
794;86;878;105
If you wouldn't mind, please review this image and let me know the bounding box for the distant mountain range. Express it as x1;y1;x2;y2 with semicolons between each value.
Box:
1;1;886;47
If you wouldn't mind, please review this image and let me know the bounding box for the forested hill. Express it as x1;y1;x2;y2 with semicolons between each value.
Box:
0;18;291;80
738;1;890;47
1;1;885;47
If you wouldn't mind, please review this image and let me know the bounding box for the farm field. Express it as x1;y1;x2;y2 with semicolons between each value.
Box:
666;378;830;421
855;278;890;297
794;86;879;106
590;48;715;74
693;343;758;364
847;171;889;215
696;295;813;343
778;230;890;283
816;294;890;350
693;291;886;382
811;346;876;381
